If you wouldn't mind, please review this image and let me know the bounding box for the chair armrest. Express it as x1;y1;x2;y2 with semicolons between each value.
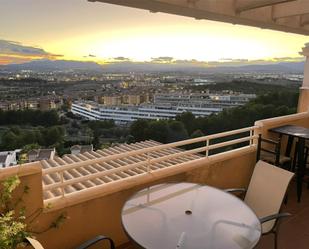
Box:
224;188;247;193
259;213;291;224
25;237;45;249
75;235;115;249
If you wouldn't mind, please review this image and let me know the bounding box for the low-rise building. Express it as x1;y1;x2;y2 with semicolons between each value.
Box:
0;150;19;168
39;99;57;111
70;145;93;155
0;100;39;111
28;148;56;162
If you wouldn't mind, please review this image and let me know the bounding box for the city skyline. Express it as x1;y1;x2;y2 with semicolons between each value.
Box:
1;0;309;65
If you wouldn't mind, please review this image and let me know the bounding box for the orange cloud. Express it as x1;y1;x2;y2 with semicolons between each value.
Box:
0;40;62;65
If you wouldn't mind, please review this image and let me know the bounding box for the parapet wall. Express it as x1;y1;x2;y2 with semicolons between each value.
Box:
1;146;256;249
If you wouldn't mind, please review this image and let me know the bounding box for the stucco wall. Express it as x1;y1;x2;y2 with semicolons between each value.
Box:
298;89;309;113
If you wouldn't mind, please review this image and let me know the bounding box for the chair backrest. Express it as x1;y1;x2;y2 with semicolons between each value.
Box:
256;134;281;166
26;237;45;249
244;160;294;233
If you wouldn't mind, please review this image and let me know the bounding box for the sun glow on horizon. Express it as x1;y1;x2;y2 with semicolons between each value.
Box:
1;0;309;65
42;21;309;64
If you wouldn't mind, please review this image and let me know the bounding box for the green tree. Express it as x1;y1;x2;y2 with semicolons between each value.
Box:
21;143;41;154
130;119;149;142
167;120;188;142
43;126;64;146
186;129;205;150
176;112;196;135
1;131;19;150
146;120;169;143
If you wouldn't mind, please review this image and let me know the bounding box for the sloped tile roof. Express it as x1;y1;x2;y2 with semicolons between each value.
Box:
42;140;202;200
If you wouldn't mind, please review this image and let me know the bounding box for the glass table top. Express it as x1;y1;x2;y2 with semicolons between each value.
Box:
122;183;261;249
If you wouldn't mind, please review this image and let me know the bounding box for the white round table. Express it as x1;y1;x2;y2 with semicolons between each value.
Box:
122;183;261;249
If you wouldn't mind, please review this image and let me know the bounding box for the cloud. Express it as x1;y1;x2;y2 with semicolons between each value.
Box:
272;56;304;62
151;57;174;63
0;40;62;65
112;56;131;61
174;59;203;63
205;57;304;67
219;58;249;62
103;56;305;68
84;54;97;58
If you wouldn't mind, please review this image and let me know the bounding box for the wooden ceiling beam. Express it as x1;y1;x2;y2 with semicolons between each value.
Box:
236;0;297;13
273;0;309;19
88;0;309;35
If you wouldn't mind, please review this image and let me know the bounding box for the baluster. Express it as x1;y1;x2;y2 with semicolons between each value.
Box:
59;171;65;198
206;139;209;157
250;129;253;146
147;152;151;173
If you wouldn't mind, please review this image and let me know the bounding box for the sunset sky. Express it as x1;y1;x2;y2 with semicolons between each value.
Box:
1;0;309;65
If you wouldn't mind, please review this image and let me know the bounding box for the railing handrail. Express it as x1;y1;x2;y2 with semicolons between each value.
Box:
43;134;258;192
42;125;259;175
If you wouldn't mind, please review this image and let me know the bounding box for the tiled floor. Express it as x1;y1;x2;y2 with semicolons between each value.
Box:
118;181;309;249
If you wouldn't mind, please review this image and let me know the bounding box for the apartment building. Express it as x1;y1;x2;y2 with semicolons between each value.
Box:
71;101;221;124
0;100;39;111
0;98;61;111
100;93;150;106
154;92;256;108
39;99;57;111
102;96;122;106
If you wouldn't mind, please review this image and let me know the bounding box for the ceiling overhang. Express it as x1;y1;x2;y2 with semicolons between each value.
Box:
88;0;309;35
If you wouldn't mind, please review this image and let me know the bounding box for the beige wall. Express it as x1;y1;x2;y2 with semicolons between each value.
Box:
186;150;255;189
2;147;256;249
103;96;122;106
0;163;43;218
298;89;309;113
127;95;141;105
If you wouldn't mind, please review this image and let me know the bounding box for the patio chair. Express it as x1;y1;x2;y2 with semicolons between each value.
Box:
226;160;294;249
25;235;115;249
256;134;291;169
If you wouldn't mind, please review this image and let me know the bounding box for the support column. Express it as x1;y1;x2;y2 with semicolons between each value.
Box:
298;43;309;113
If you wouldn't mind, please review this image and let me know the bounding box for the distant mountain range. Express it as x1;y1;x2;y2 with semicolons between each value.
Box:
0;59;305;73
1;60;103;71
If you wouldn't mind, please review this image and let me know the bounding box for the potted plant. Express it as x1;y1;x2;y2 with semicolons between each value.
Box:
0;176;66;249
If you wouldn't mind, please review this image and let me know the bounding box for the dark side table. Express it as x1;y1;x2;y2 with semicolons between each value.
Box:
269;125;309;202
